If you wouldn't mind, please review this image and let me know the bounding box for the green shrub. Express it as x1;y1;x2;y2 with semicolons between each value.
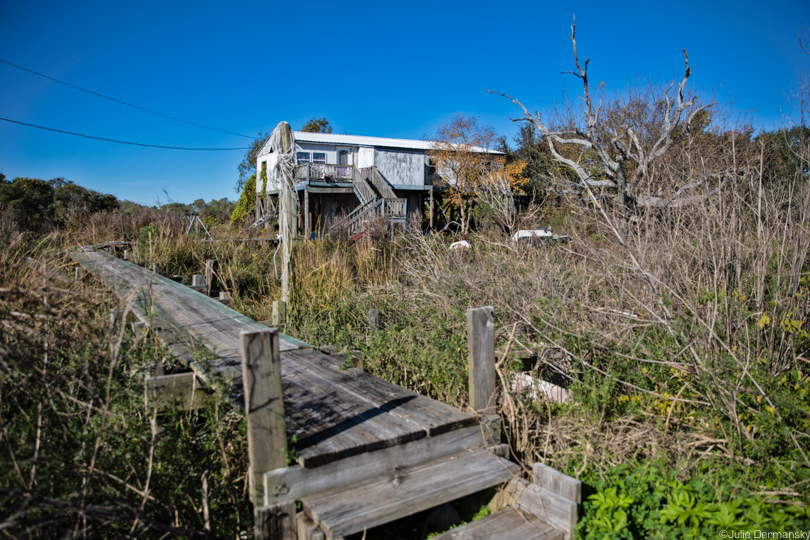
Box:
231;174;256;226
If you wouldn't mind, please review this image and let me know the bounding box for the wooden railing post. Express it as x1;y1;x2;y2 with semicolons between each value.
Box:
429;186;434;230
272;300;286;326
205;259;217;296
191;274;206;293
304;187;311;238
240;328;287;506
368;308;379;330
467;306;499;444
242;328;295;539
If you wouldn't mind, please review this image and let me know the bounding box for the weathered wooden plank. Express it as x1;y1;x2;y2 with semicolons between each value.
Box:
532;463;581;504
305;186;355;194
70;250;304;366
280;357;426;467
255;502;297;540
242;328;287;506
467;307;496;414
302;448;519;539
507;479;577;540
283;349;477;436
73;247;488;475
264;425;485;506
281;367;384;464
431;508;563;540
72;249;250;326
296;512;325;540
144;372;207;411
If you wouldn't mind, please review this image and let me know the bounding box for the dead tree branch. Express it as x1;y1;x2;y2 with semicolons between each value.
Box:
488;16;725;211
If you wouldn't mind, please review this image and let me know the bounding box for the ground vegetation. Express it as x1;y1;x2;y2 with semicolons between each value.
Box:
3;25;810;539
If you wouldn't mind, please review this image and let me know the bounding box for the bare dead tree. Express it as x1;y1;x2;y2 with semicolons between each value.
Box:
489;16;737;211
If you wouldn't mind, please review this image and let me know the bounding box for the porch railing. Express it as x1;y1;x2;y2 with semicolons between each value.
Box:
294;163;355;182
347;197;407;235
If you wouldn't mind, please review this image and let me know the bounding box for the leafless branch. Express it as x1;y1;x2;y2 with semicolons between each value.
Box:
489;17;727;211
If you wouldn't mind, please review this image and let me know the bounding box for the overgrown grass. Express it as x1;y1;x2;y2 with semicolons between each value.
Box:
0;230;252;537
3;166;810;537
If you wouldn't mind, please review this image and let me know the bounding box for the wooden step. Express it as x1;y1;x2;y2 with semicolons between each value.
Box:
301;447;519;539
431;508;563;540
265;425;485;507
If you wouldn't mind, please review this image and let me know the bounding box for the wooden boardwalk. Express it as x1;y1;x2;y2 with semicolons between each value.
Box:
71;246;579;540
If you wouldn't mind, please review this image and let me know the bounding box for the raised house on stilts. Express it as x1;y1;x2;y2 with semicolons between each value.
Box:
254;129;500;237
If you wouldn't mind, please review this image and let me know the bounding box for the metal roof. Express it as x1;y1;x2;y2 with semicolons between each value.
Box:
292;131;503;154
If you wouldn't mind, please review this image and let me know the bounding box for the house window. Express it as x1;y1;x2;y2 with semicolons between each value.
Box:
297;151;327;164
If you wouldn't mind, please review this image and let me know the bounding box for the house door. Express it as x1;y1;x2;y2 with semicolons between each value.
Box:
338;150;350;179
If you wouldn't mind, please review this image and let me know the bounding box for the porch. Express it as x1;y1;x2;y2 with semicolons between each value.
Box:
294;163;414;238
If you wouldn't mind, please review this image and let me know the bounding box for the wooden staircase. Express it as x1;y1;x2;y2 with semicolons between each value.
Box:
252;197;278;229
260;422;580;540
301;447;518;539
344;168;407;236
252;209;278;230
432;508;563;540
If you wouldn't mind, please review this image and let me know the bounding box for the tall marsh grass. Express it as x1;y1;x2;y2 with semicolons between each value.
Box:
3;161;810;536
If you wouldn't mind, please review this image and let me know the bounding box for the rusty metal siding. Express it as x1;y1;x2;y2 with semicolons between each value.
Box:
375;149;425;186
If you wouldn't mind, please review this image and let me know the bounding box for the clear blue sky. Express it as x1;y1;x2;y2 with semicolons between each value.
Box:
1;0;808;205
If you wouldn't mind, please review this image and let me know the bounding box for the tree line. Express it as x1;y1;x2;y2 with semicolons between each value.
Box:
0;173;237;234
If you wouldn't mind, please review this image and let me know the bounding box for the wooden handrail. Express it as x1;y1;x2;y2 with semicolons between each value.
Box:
353;173;377;205
371;169;397;199
345;198;407;235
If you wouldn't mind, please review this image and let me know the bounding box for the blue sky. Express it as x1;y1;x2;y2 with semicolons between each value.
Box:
1;0;808;205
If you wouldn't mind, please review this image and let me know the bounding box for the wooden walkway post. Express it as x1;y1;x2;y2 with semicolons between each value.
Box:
278;122;295;306
368;308;379;330
272;300;286;326
304;186;310;239
467;306;499;444
205;259;218;295
241;327;295;539
240;328;287;504
191;274;206;294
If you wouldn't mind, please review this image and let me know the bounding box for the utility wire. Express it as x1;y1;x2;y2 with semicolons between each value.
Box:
0;117;249;150
0;58;254;139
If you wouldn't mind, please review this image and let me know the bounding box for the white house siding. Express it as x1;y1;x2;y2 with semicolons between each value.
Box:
357;147;374;169
256;152;280;193
295;143;337;163
375;149;425;186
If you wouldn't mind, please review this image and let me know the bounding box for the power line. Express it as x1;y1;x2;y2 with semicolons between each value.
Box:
0;58;254;139
0;117;249;150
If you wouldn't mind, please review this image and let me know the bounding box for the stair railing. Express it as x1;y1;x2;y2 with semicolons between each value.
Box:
370;168;397;199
